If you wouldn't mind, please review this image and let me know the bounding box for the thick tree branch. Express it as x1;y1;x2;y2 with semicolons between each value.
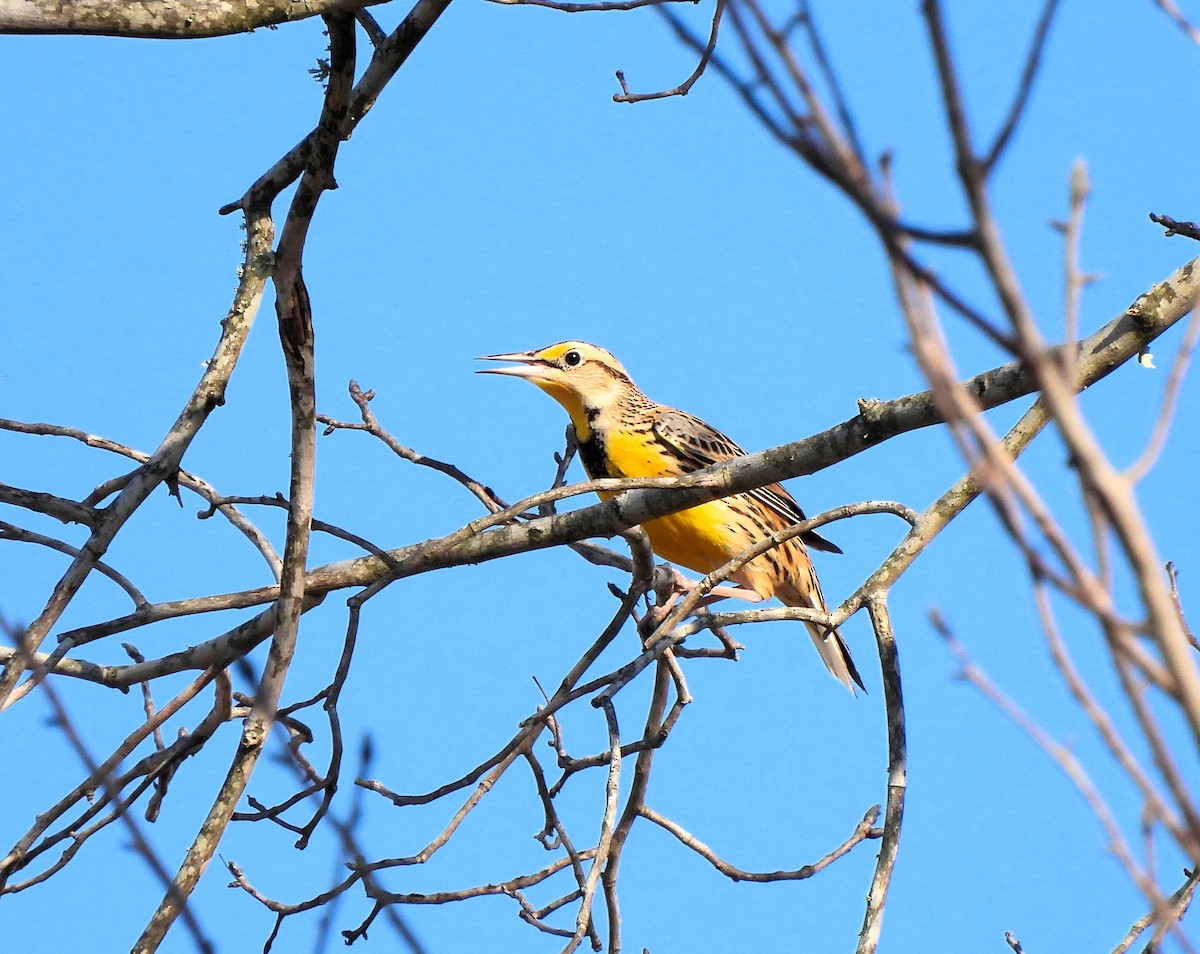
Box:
0;0;385;39
38;256;1198;690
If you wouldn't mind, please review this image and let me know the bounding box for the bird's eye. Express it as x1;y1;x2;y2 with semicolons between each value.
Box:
563;350;582;367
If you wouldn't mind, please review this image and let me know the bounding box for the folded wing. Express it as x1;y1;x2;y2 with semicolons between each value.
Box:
650;408;842;554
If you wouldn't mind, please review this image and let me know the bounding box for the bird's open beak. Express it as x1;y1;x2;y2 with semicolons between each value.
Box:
475;352;546;380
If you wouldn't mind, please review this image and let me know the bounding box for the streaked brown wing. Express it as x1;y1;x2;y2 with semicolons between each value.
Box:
650;408;842;554
651;407;747;468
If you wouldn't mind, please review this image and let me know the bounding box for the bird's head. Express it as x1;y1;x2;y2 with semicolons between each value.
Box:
476;341;638;438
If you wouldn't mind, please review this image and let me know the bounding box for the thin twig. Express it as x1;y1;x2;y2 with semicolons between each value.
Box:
934;614;1163;906
982;0;1061;172
613;0;725;103
1127;306;1200;482
639;803;880;881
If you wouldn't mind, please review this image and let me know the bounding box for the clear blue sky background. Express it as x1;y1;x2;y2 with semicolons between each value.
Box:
3;1;1200;951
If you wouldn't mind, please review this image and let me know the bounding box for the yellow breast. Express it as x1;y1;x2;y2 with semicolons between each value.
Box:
596;429;750;576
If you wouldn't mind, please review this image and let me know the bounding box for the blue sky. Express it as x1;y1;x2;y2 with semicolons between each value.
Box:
4;1;1200;951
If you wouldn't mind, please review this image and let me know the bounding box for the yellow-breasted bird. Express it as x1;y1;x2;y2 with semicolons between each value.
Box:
477;340;863;693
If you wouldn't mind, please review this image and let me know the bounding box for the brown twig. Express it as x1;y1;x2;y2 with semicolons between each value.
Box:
0;666;221;890
599;658;672;951
1057;159;1093;363
320;379;505;512
982;0;1061;172
1167;563;1199;651
613;0;725;103
354;8;387;47
1030;582;1200;857
0;419;282;574
0;202;274;710
1151;212;1200;241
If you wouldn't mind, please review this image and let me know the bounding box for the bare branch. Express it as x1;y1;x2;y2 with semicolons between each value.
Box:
0;0;388;39
1110;868;1200;953
219;0;457;217
1151;212;1200;241
613;0;724;103
0;522;148;608
982;0;1061;172
934;614;1161;902
1127;307;1200;482
0;643;116;688
1168;563;1199;651
354;7;386;46
1058;159;1092;361
1030;582;1200;856
795;0;867;167
0;482;98;527
0;418;282;573
0;666;219;889
639;803;880;881
856;596;905;954
566;696;621;951
1152;0;1200;47
32;664;217;951
319;379;503;512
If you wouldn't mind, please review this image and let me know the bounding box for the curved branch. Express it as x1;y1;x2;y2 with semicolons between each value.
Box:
613;0;724;103
0;522;147;608
639;803;880;882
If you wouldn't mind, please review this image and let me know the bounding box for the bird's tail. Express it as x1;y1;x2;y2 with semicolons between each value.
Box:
734;549;864;693
802;621;865;694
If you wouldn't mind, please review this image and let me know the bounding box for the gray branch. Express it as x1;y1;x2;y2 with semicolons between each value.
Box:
0;0;384;39
55;254;1199;688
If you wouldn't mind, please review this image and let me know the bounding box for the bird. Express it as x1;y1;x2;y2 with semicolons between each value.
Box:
477;340;863;693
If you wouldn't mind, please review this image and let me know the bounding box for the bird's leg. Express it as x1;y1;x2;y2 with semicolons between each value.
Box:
638;564;763;641
657;565;764;610
636;565;678;641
